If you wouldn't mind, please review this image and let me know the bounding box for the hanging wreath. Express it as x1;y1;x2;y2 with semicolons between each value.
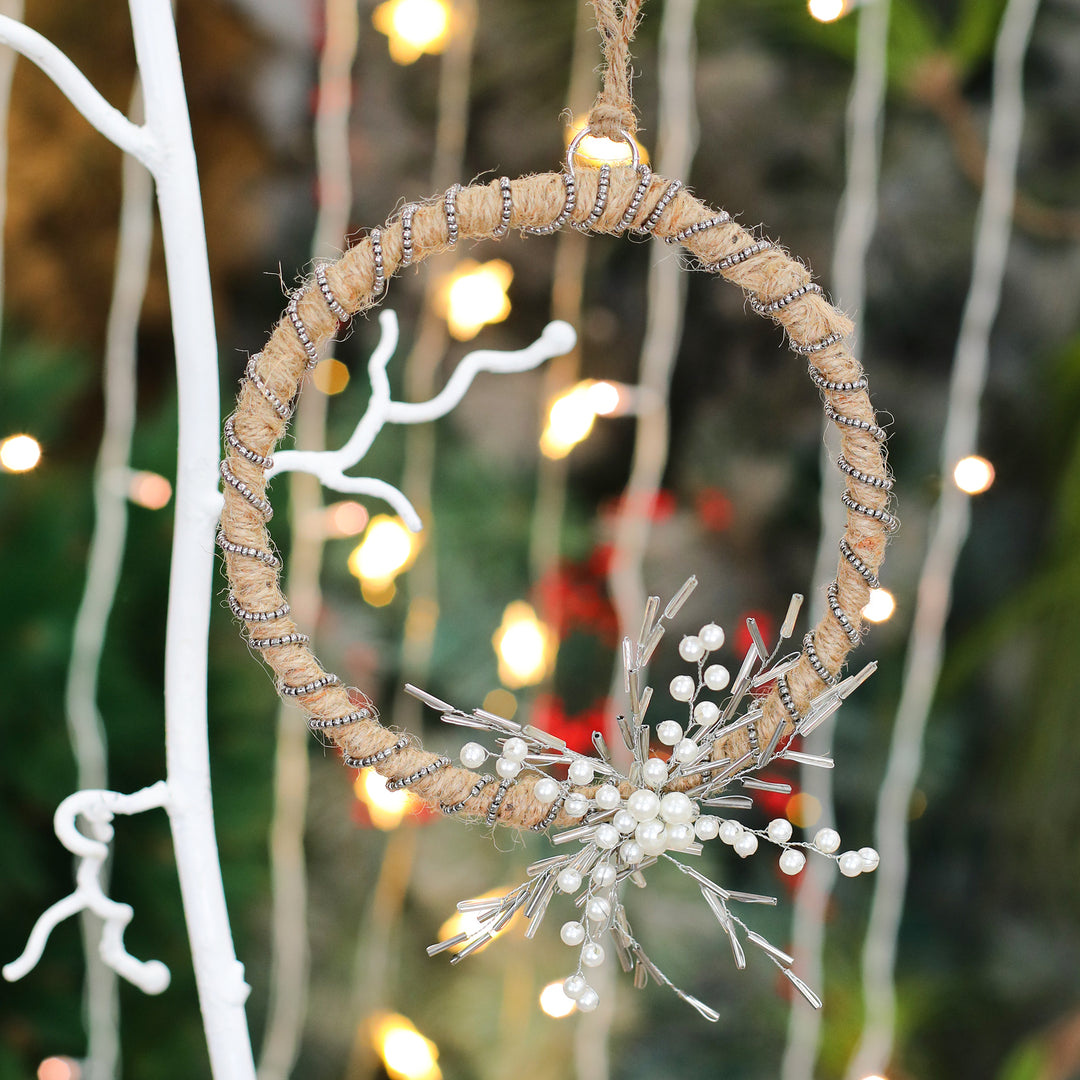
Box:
218;0;895;1020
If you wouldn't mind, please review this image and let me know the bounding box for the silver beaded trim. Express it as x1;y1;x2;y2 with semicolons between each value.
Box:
400;203;418;267
709;240;773;271
216;531;281;569
524;172;576;235
315;263;349;322
744;716;761;756
839;538;880;589
532;792;567;832
228;594;290;622
485;777;513;827
802;631;838;686
824;404;887;443
827;581;861;645
287;290;320;369
442;773;496;815
444;184;461;246
219;460;273;520
667;212;731;244
791;330;845;356
370;228;385;298
635;177;682;235
776;674;804;726
224;415;273;469
278;673;341;697
837;455;894;491
250;632;310;649
343;734;409;768
618;164;652;231
750;282;823;317
841;491;900;533
245;356;293;421
386;755;452;792
308;707;373;730
575;164;610;232
492;177;512;238
810;368;867;392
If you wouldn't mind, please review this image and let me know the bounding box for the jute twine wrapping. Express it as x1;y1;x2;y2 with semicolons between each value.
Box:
588;0;644;140
218;166;892;831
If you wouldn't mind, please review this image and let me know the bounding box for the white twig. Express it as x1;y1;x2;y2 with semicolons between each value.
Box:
269;313;577;530
782;2;890;1078
844;0;1040;1075
3;785;171;993
0;14;154;165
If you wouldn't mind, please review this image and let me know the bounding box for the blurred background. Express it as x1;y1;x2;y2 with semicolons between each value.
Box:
2;0;1080;1078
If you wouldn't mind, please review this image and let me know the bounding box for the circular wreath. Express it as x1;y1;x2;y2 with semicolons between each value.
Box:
218;148;894;832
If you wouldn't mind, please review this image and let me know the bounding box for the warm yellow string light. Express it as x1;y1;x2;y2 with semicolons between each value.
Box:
492;601;554;688
0;433;42;472
441;259;513;340
372;0;451;64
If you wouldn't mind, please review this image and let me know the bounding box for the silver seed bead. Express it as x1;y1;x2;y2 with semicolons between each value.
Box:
386;755;452;792
485;777;513;826
219;460;273;520
223;415;273;469
444;184;461;246
824;403;887;442
667;212;731;244
841;491;900;532
750;281;823;317
370;228;385;298
287;290;320;369
809;368;867;392
216;531;281;569
399;203;418;267
837;455;894;491
839;538;880;589
791;330;846;355
802;631;838;686
618;164;652;231
635;177;682;235
575;165;610;232
827;581;861;645
777;673;805;726
307;707;373;730
532;792;566;832
524;172;576;235
709;240;773;271
492;176;512;238
278;673;341;697
343;734;410;767
315;263;349;322
250;632;311;650
245;356;293;420
442;773;496;815
228;594;290;622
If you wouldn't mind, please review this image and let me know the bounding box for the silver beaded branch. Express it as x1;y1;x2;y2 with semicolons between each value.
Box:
409;577;879;1019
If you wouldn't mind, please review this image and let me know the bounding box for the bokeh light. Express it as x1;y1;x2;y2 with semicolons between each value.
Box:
37;1059;80;1080
539;979;577;1018
786;792;823;828
482;687;518;719
348;515;419;606
861;587;896;623
808;0;849;22
540;380;623;459
354;768;423;830
443;259;513;340
565;118;649;168
370;1012;441;1080
953;454;995;495
127;470;173;509
324;500;369;538
372;0;451;64
0;433;42;472
492;600;554;688
312;357;350;395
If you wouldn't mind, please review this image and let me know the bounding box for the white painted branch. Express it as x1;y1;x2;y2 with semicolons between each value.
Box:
3;785;171;993
0;14;154;165
269;313;577;531
782;3;891;1078
844;0;1040;1075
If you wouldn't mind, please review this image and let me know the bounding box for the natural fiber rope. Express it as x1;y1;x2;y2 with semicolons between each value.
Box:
219;165;893;832
588;0;644;140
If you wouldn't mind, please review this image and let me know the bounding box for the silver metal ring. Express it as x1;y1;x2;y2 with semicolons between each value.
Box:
245;356;293;421
250;632;310;649
565;126;640;173
228;593;290;623
635;177;682;235
219;460;273;520
837;455;893;491
827;581;861;645
667;212;730;244
287;290;320;369
278;673;341;697
839;538;880;589
223;415;273;469
216;531;281;569
343;734;409;766
824;404;887;443
802;631;838;686
315;263;349;322
442;773;496;815
386;755;452;792
492;177;512;238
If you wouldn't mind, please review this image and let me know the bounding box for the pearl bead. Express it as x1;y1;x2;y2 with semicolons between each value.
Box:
568;758;595;785
859;846;880;872
642;758;669;787
678;635;706;662
734;831;759;858
718;819;743;845
563;974;587;999
814;827;840;854
838;850;863;877
699;623;725;651
557;869;582;894
495;756;521;780
560;920;585;946
692;700;719;726
501;736;528;763
635;819;667;856
694;815;720;841
533;777;560;804
459;741;487;769
581;942;605;968
594;784;621;810
595;824;620;850
564;793;589;818
767;818;793;844
659;792;694;825
704;664;730;691
674;738;700;764
668;675;695;702
590;863;617;888
627;788;659;821
779;848;806;875
657;719;683;745
620;840;643;864
576;988;600;1013
613;809;636;834
666;823;694;849
586;897;611;923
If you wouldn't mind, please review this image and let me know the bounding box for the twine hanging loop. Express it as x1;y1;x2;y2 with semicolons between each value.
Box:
588;0;644;141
